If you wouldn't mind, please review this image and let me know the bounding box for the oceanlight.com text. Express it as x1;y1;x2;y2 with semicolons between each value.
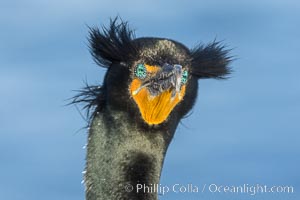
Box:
124;183;294;196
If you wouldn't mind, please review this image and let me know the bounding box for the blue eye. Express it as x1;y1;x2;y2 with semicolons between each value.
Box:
181;70;188;84
135;64;147;79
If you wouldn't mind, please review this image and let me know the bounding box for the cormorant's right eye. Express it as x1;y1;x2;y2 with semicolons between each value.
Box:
134;63;147;79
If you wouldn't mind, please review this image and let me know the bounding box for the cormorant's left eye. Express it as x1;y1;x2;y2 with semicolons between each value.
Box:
134;63;147;79
181;70;188;84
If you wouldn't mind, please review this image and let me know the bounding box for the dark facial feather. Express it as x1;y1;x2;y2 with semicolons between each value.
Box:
89;18;137;67
190;41;232;79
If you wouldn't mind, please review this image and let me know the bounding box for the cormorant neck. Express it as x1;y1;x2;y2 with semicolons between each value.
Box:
85;107;177;200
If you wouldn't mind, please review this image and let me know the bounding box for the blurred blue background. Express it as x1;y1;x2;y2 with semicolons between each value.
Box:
1;0;299;199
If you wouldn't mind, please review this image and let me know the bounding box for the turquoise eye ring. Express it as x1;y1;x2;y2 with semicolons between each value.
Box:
134;63;147;79
181;70;188;84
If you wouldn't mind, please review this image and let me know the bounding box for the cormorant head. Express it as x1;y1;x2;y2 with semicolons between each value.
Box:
76;18;231;127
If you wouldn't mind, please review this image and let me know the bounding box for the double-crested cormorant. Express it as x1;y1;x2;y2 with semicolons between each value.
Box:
72;18;231;200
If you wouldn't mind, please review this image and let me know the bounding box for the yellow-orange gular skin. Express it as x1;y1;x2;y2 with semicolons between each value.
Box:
129;65;186;125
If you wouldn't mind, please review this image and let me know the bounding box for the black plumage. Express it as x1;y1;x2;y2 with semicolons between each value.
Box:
72;18;232;200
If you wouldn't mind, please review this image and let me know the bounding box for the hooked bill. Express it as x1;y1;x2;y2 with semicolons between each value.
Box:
130;64;188;125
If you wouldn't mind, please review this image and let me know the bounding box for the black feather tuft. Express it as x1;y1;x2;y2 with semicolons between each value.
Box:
70;82;106;123
89;17;137;67
190;41;232;79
